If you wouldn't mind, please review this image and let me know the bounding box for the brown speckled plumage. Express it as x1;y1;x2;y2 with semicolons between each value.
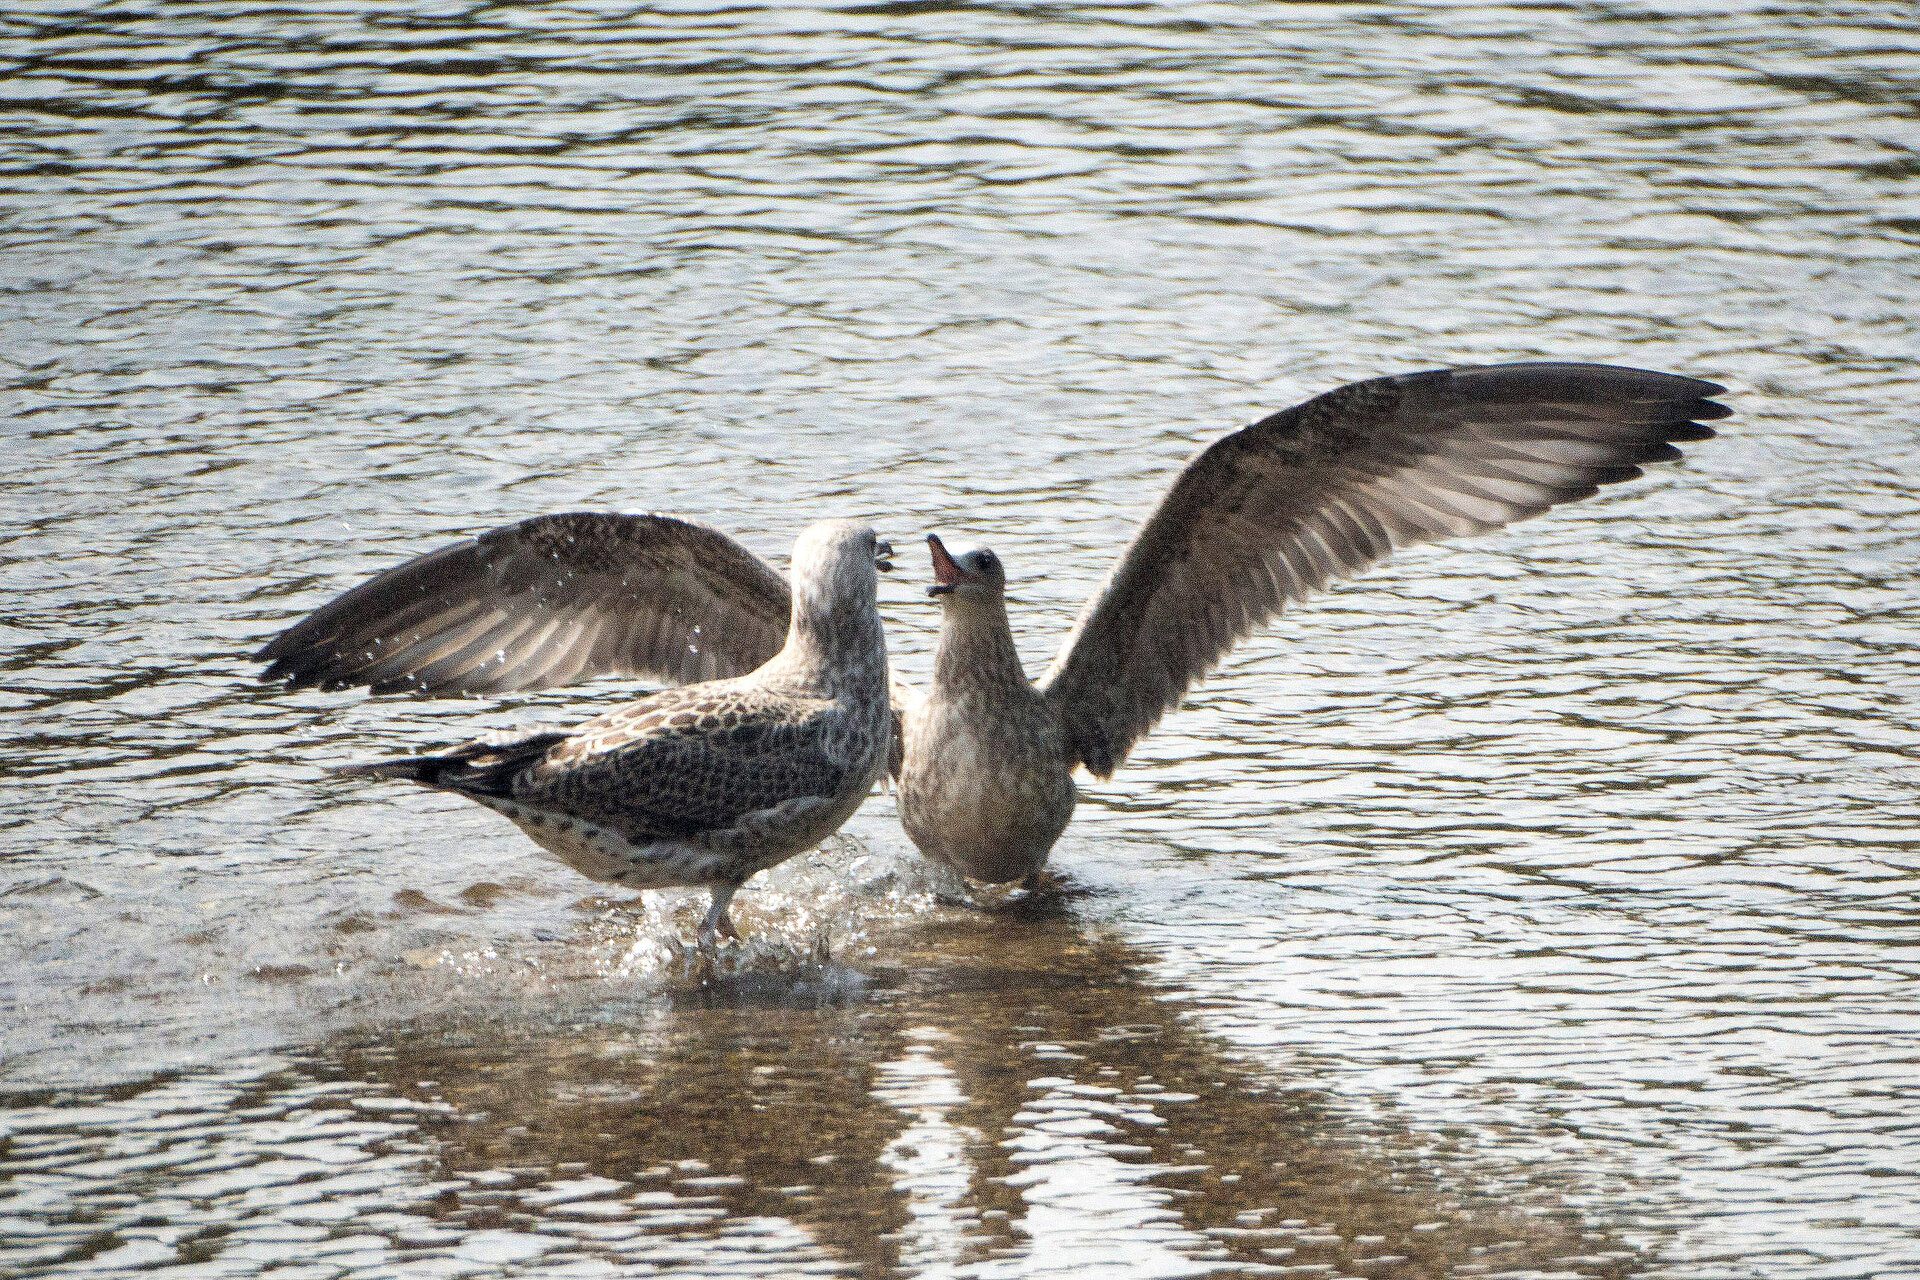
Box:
257;512;791;695
257;363;1728;898
897;606;1075;885
900;363;1728;885
276;519;892;941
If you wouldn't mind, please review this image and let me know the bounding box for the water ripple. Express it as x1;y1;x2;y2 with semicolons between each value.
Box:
4;2;1918;1277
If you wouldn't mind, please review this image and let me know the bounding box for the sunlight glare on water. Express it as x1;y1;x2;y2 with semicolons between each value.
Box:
3;2;1918;1277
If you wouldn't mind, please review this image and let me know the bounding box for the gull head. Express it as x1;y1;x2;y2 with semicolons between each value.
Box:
925;533;1005;604
789;519;893;618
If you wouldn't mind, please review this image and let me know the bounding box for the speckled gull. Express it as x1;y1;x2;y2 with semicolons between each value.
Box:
258;519;895;942
898;362;1727;886
255;362;1727;895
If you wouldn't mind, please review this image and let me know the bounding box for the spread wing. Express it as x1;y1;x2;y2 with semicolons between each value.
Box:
256;513;791;694
1039;362;1729;777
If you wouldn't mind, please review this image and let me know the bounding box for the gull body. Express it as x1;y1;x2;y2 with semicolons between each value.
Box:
261;519;894;941
897;545;1076;885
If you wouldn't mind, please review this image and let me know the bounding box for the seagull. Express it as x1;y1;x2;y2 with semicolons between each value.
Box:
898;362;1727;885
259;519;895;943
254;362;1726;894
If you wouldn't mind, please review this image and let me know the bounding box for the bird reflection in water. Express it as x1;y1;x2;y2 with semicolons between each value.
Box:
297;909;1639;1278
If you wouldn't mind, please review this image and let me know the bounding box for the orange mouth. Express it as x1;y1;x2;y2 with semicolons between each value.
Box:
927;534;962;596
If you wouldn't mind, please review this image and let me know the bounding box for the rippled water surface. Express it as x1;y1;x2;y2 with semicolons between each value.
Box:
4;2;1918;1277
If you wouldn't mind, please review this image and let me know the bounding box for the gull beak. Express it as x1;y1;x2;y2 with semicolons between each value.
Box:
874;538;895;573
926;533;961;597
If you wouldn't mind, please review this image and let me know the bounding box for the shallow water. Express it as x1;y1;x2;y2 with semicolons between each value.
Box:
4;2;1919;1277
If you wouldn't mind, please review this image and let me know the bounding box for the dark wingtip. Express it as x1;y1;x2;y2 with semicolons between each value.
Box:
1591;464;1646;487
329;757;430;782
1668;421;1721;442
254;632;303;664
256;655;298;685
256;650;329;689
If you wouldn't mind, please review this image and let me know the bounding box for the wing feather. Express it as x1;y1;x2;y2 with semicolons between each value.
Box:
419;687;853;840
256;512;792;695
1040;362;1727;776
525;689;852;838
375;612;534;695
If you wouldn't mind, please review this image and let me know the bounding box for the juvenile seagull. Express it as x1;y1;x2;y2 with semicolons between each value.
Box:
898;362;1727;885
259;519;894;942
256;362;1727;892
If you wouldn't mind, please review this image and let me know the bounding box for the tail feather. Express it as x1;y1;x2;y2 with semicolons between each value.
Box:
331;731;570;796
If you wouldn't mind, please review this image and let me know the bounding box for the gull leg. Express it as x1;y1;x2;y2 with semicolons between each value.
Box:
698;883;741;947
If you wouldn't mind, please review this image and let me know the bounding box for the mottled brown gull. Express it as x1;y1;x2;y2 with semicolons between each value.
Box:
259;519;894;942
255;362;1727;894
897;362;1727;885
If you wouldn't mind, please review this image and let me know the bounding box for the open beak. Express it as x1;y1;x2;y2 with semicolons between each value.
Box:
875;538;895;573
926;533;962;597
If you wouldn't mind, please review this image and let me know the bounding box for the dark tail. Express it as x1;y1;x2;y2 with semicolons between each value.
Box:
331;731;571;797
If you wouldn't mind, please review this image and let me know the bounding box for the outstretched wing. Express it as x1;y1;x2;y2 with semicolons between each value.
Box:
256;512;791;694
1039;362;1729;777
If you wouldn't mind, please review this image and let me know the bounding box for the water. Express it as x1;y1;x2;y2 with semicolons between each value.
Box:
3;1;1918;1276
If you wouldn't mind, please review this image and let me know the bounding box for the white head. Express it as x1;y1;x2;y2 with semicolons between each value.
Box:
925;533;1006;606
787;519;893;639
